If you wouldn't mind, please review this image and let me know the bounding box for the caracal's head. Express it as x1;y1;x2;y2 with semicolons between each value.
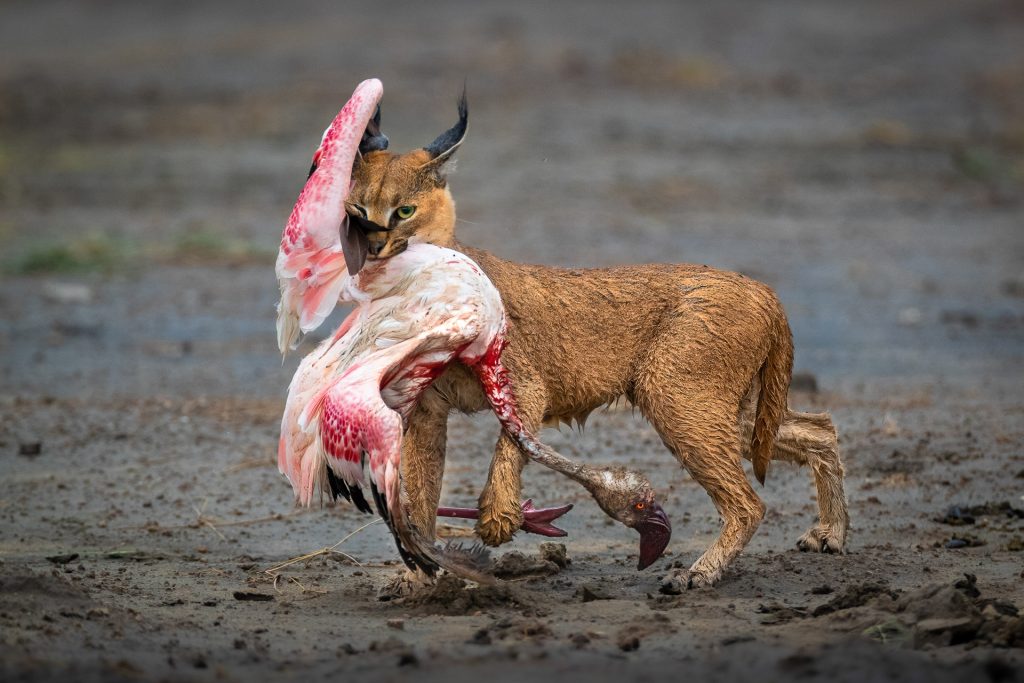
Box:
345;92;467;265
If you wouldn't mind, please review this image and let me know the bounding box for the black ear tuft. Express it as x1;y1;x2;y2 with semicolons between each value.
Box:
424;87;468;161
359;104;389;155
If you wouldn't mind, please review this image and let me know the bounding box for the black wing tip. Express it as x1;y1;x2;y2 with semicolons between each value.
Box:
325;468;373;514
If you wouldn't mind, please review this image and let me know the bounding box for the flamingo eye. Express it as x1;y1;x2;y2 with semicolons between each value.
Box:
634;502;646;511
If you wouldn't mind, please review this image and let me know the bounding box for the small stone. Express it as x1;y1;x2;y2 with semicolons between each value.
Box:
897;308;923;326
232;591;274;602
617;635;640;652
722;634;755;646
19;442;42;457
468;629;491;645
43;282;93;305
570;633;590;648
46;553;79;565
387;618;405;630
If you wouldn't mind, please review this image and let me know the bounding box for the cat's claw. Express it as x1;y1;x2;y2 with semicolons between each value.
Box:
436;499;573;537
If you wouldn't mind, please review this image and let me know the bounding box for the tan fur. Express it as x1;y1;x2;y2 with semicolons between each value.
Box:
350;146;850;589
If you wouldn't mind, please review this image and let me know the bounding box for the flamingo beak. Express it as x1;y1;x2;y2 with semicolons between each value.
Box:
341;213;369;276
635;502;672;570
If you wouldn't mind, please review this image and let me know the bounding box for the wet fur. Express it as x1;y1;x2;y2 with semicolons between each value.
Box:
347;120;850;589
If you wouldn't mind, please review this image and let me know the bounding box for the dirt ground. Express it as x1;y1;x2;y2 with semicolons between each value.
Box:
2;1;1023;681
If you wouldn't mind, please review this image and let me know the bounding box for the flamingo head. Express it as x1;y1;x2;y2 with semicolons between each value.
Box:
582;468;672;571
276;77;386;354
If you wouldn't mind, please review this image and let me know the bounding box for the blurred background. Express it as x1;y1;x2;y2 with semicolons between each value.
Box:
2;3;1023;680
1;0;1021;399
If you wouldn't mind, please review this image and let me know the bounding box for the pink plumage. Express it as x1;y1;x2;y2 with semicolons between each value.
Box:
276;78;383;354
279;243;507;579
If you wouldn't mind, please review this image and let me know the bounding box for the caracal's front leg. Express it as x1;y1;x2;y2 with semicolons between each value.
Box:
476;376;547;547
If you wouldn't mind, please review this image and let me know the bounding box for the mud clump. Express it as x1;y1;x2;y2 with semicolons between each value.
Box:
816;574;1024;650
470;617;554;646
402;574;528;615
491;550;561;580
812;582;898;617
538;542;570;569
897;582;982;647
939;535;986;549
758;602;810;625
935;502;1024;526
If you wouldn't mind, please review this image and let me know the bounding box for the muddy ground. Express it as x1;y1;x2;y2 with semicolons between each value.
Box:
2;1;1024;681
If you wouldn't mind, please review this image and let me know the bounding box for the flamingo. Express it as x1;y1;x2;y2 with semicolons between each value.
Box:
275;80;672;579
279;242;671;578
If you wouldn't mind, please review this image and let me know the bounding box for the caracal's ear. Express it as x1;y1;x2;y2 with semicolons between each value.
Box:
359;103;389;155
419;88;468;185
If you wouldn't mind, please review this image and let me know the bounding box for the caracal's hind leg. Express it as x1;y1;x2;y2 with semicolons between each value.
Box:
637;378;765;591
379;390;449;601
401;388;451;541
738;384;849;553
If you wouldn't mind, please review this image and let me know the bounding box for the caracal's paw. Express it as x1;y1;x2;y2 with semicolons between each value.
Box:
476;489;524;547
797;523;847;554
377;568;434;602
659;565;722;594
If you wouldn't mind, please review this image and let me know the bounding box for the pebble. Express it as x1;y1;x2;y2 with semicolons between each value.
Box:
43;282;94;305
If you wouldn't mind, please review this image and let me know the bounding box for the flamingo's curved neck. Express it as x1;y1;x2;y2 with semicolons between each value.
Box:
470;334;603;492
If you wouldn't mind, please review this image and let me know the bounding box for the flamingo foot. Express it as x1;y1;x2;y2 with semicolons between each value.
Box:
436;499;573;538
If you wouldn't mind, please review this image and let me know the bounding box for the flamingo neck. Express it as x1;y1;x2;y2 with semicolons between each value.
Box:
471;334;602;490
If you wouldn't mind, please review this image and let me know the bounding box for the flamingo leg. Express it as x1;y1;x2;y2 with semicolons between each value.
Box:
435;499;573;538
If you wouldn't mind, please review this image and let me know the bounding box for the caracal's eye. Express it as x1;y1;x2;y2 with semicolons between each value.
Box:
396;205;416;220
351;204;368;218
634;502;646;511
